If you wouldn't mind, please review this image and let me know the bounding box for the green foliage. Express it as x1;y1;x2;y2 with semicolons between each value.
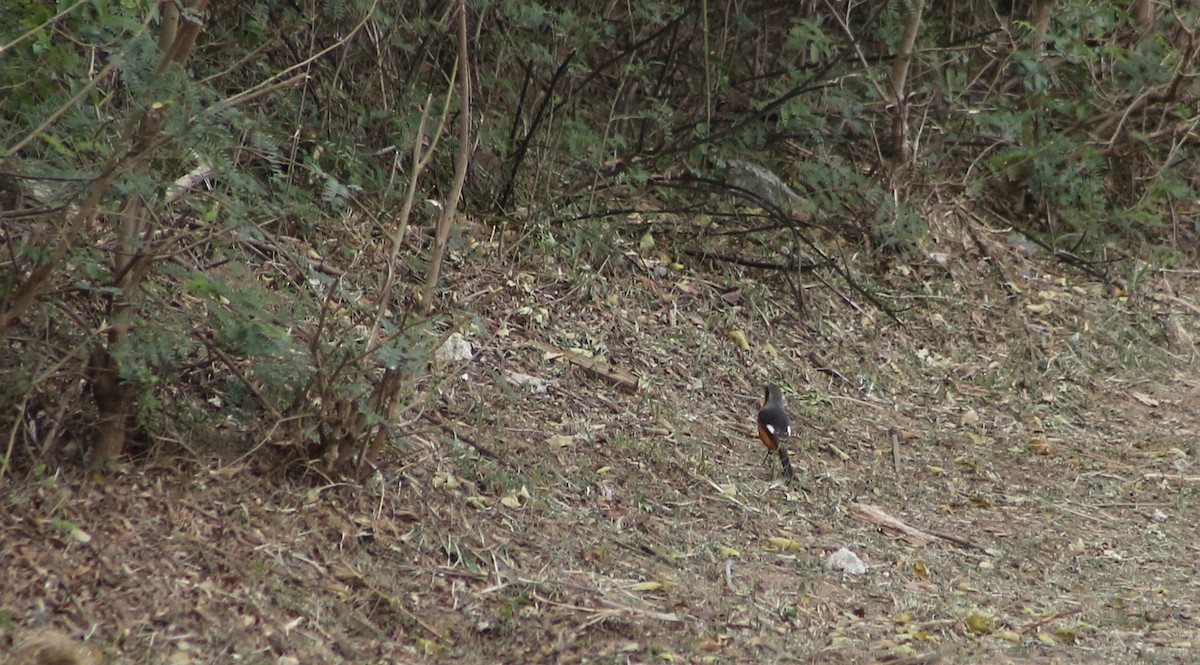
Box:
2;0;1196;469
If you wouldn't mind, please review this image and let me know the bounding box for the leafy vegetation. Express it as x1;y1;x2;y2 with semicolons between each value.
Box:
1;0;1196;471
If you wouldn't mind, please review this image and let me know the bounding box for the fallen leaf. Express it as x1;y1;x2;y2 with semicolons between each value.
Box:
714;483;737;497
966;611;992;634
727;329;750;351
630;580;669;591
1028;438;1053;455
765;537;801;552
546;435;577;447
1131;391;1160;407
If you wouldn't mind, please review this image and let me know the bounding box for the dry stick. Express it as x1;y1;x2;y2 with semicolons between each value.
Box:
201;336;283;421
890;427;901;475
424;412;502;462
285;274;343;415
1016;608;1082;635
0;166;118;336
496;51;575;211
365;92;443;350
4;105;187;333
366;34;456;348
5;59;119;157
214;0;379;113
0;0;89;55
960;209;1016;299
821;0;889;105
420;0;472;311
667;175;903;322
808;351;852;387
1;392;30;485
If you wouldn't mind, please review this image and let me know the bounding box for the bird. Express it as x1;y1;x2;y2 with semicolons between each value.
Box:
756;384;795;479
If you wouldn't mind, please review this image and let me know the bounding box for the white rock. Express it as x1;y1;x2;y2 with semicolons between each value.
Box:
504;370;552;393
436;332;473;363
825;548;868;575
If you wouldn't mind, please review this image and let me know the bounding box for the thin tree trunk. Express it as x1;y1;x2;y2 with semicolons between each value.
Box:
421;0;472;311
887;0;923;164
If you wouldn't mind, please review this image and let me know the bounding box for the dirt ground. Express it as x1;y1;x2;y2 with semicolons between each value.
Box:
3;214;1199;664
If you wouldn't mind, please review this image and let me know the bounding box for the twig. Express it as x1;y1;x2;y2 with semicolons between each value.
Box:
890;427;901;475
825;442;850;462
420;0;472;311
200;334;283;421
525;338;638;394
424;412;504;462
850;502;989;553
497;51;576;210
1015;608;1082;635
212;0;379;113
808;351;852;386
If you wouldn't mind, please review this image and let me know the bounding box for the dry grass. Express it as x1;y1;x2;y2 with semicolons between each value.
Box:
3;204;1200;664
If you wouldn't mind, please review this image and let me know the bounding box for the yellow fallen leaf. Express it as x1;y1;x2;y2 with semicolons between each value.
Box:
716;545;741;557
961;408;980;426
500;486;531;508
417;638;442;656
630;581;666;591
913;560;929;578
546;434;577;447
765;537;800;552
1051;626;1079;643
727;329;750;351
966;612;992;634
639;231;656;252
433;472;462;490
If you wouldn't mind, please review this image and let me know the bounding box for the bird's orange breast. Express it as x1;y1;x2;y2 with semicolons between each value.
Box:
757;421;779;452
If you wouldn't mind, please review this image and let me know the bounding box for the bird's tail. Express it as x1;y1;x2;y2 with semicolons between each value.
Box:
778;447;794;479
